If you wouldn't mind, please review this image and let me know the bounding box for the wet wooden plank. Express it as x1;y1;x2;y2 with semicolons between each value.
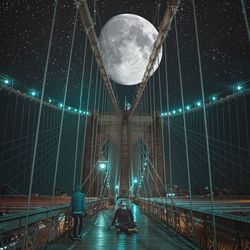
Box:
48;205;195;250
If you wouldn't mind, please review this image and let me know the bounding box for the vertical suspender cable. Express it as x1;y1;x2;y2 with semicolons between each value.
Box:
174;16;194;240
23;0;58;247
241;0;250;43
164;42;173;202
191;0;217;247
52;7;78;205
72;35;88;190
80;53;94;187
244;96;250;162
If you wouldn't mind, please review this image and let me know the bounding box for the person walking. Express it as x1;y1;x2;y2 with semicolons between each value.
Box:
71;185;86;240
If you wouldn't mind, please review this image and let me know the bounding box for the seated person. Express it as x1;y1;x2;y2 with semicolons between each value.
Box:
110;200;136;231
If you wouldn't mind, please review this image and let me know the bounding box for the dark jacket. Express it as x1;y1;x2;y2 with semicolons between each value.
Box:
71;185;86;215
111;208;134;226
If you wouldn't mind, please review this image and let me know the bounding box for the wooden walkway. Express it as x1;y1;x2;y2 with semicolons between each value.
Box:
48;205;196;250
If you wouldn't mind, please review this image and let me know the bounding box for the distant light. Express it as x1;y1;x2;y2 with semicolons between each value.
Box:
178;108;182;112
144;162;147;166
4;79;10;84
86;111;90;115
160;112;164;117
83;111;86;114
67;107;71;111
48;98;52;103
211;96;217;101
115;185;119;189
29;90;37;97
74;108;78;112
167;193;176;198
99;163;106;169
164;112;168;116
236;85;244;91
79;110;82;113
172;110;176;114
133;178;138;184
98;160;108;171
59;103;63;108
186;106;190;110
196;101;201;107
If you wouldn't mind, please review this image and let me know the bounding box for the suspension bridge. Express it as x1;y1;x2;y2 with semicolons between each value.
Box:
0;0;250;249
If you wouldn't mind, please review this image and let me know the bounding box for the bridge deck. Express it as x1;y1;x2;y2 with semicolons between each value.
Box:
48;205;194;250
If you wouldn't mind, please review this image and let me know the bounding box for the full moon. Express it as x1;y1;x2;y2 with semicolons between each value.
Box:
98;14;162;86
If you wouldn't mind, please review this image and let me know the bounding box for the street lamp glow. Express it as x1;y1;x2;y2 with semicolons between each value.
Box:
30;90;37;97
178;108;182;112
99;163;106;169
186;106;190;110
48;98;52;103
196;101;201;107
133;178;138;184
59;103;63;108
67;106;71;111
4;79;9;84
172;110;176;114
74;108;78;112
236;85;243;91
211;96;217;101
115;185;119;189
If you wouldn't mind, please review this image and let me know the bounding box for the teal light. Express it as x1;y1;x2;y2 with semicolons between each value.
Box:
30;90;37;97
99;163;106;169
212;96;216;101
4;79;10;84
186;106;190;110
74;108;77;112
48;98;52;103
133;178;138;184
86;111;90;115
59;103;63;108
79;110;82;113
178;108;182;112
164;112;167;116
67;106;71;111
98;160;108;171
236;85;243;91
172;110;176;114
196;101;201;107
115;185;119;189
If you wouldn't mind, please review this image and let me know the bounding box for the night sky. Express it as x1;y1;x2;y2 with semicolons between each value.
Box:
0;0;249;109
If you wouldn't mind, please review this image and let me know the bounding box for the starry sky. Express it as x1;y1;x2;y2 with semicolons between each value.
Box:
0;0;249;111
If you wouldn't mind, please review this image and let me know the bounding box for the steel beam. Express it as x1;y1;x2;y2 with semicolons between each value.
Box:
77;0;121;115
129;0;180;116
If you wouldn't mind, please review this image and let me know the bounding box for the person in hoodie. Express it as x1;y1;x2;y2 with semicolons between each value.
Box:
109;200;137;232
71;185;86;240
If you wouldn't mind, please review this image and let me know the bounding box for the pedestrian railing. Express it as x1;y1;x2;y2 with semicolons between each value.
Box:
134;198;250;250
0;197;109;249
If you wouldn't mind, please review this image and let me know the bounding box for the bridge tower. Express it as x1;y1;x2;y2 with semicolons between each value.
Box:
82;113;165;198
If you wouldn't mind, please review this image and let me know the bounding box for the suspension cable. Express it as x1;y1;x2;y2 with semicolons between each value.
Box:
51;7;78;206
23;0;59;247
72;35;88;190
191;0;217;247
174;15;194;241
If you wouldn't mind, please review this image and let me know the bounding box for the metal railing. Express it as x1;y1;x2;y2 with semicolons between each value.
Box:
0;198;109;249
134;198;250;250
